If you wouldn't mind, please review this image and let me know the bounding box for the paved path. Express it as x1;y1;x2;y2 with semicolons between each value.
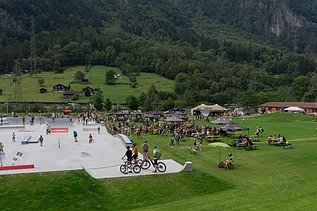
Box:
0;117;187;178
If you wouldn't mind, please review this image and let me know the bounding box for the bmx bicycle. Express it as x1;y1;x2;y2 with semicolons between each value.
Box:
138;156;166;172
120;158;142;174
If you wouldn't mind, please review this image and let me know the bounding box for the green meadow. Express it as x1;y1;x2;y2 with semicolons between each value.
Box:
0;113;317;210
0;65;174;103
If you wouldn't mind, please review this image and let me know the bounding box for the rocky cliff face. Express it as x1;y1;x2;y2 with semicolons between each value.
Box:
188;0;317;54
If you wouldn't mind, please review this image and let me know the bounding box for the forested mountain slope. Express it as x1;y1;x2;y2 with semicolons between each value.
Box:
179;0;317;54
0;0;316;106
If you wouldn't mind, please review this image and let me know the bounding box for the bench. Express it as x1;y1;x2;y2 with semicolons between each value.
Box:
114;134;132;148
21;136;32;145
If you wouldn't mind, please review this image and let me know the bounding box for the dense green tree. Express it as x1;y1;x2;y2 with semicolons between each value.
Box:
126;96;139;110
74;71;85;83
105;69;117;84
291;76;310;101
37;78;45;86
104;98;112;112
93;90;104;111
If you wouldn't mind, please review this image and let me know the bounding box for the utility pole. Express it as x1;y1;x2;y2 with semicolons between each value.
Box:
12;60;22;103
30;16;36;75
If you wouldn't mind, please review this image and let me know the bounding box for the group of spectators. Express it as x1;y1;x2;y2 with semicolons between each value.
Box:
267;134;287;145
231;136;255;149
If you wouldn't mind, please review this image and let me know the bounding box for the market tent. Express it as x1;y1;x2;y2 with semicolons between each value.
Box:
164;115;185;122
284;106;305;112
221;121;243;131
191;103;221;115
210;116;230;125
64;109;72;113
210;104;227;112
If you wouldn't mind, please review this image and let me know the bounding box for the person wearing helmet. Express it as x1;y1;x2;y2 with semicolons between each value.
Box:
122;146;133;173
152;145;161;173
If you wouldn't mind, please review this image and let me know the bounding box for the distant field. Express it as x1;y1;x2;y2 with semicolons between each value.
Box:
0;65;174;103
0;113;316;210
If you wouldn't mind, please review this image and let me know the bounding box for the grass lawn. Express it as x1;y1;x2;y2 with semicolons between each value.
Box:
0;113;316;210
0;65;174;103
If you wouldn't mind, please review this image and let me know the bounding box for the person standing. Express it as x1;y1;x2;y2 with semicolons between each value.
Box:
132;143;139;163
39;135;44;146
0;142;5;154
12;132;16;142
97;127;100;134
88;134;93;143
152;145;161;173
73;131;78;142
142;140;149;160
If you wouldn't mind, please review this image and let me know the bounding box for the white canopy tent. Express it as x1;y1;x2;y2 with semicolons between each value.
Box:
191;103;227;115
284;106;305;112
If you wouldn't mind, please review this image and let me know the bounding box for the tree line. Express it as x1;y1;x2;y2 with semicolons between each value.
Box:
0;0;317;108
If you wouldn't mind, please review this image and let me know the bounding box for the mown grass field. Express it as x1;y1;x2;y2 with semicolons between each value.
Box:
0;65;174;103
0;113;316;210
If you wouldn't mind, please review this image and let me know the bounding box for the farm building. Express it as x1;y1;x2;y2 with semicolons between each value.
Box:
259;102;317;115
53;84;70;92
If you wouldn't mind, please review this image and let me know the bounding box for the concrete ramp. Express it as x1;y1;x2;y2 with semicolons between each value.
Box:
181;162;193;172
83;159;185;179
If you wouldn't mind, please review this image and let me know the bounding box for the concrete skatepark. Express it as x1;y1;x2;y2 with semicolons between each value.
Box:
0;117;192;178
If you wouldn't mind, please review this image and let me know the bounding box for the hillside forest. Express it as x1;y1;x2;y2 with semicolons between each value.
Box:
0;0;317;108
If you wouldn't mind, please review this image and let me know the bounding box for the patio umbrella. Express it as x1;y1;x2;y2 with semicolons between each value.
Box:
284;106;304;112
208;142;230;162
64;109;72;113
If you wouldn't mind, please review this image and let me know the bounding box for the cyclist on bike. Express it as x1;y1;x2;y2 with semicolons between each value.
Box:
152;145;161;173
122;146;133;173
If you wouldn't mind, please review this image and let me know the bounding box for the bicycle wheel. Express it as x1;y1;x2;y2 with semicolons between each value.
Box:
157;162;166;172
141;160;150;170
120;164;127;174
136;159;143;166
133;164;141;173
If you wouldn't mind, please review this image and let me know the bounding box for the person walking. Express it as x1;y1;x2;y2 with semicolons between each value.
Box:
73;131;78;142
12;132;16;142
39;135;44;146
97;127;100;134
